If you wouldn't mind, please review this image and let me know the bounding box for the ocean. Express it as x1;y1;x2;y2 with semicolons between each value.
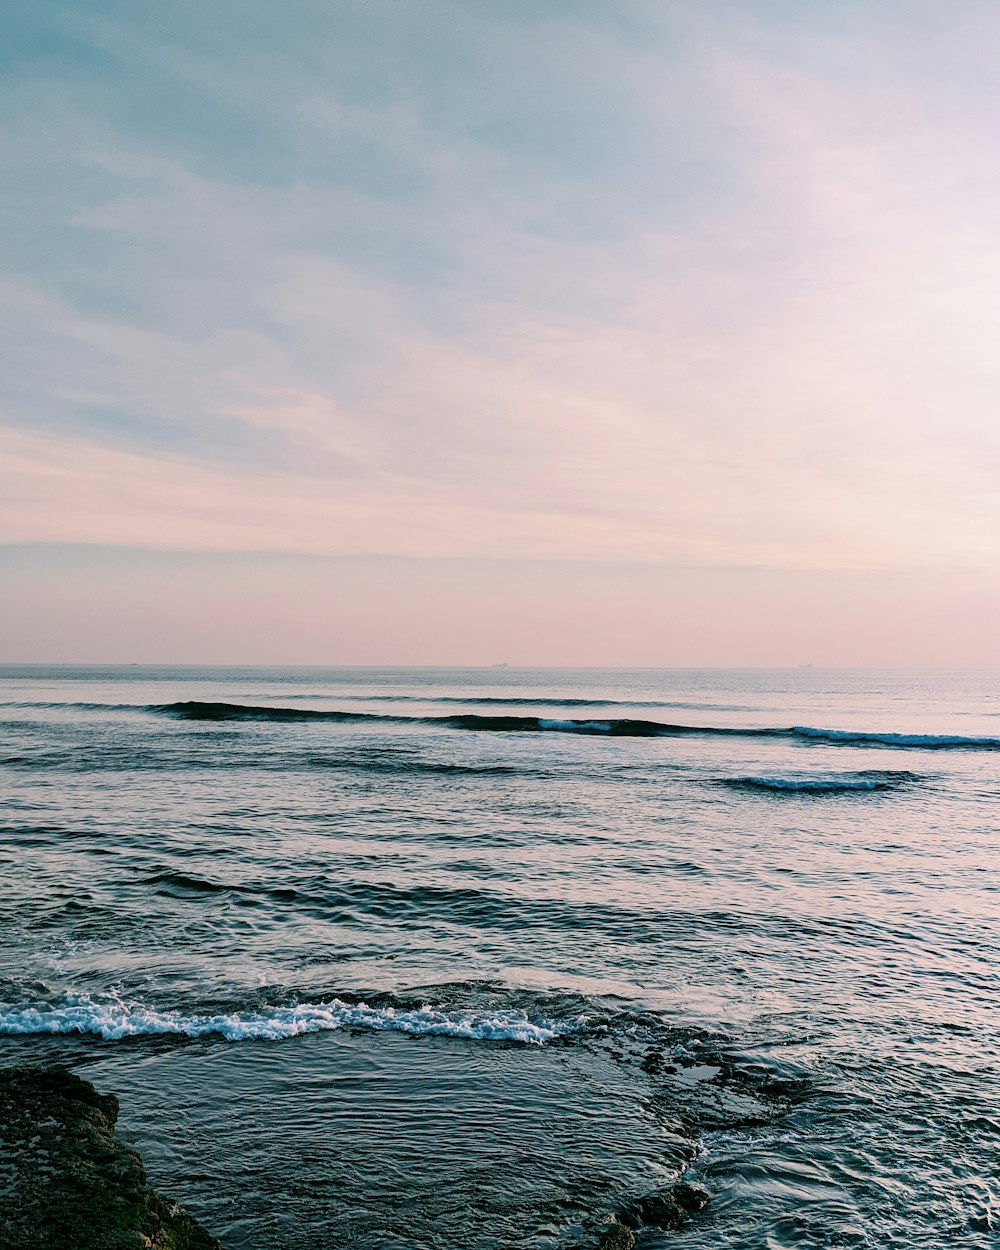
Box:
1;665;997;1248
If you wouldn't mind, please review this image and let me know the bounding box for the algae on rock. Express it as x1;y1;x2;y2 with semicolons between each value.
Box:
0;1067;222;1250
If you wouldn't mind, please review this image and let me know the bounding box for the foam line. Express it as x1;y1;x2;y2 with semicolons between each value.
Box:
0;994;582;1044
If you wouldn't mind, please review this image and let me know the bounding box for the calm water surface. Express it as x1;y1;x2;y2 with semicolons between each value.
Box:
1;667;998;1248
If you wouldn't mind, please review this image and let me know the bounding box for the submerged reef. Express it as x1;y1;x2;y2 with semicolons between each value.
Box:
0;1067;221;1250
0;1045;763;1249
598;1182;710;1249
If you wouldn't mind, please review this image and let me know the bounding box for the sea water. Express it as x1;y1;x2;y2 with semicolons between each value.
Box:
1;666;998;1247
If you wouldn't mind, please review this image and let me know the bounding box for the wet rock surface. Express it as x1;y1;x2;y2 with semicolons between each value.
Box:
597;1222;636;1250
0;1066;221;1250
594;1179;710;1248
617;1181;710;1231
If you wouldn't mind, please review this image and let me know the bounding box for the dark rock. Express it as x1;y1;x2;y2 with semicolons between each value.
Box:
639;1048;663;1075
670;1182;710;1213
597;1221;636;1250
618;1180;710;1231
0;1066;222;1250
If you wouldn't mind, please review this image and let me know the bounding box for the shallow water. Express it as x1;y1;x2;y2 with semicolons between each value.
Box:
1;666;998;1247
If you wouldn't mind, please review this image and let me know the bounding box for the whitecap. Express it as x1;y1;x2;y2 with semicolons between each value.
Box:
0;994;582;1045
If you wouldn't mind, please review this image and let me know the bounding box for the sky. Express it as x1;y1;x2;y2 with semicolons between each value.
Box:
3;0;1000;665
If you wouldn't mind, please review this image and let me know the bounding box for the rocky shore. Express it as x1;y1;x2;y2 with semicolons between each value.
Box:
0;1067;221;1250
0;1059;716;1249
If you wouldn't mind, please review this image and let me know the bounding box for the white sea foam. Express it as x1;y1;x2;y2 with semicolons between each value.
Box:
0;994;580;1044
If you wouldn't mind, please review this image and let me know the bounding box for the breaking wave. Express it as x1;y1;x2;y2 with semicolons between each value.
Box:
723;771;919;794
787;727;1000;749
150;703;1000;749
153;702;687;735
0;993;583;1044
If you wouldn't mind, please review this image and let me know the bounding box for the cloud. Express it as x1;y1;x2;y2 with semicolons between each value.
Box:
3;0;1000;577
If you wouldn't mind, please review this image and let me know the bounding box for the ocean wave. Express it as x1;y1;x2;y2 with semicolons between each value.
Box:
0;701;142;712
0;695;753;712
266;693;757;712
788;727;1000;749
153;702;746;736
6;699;999;750
723;771;918;794
0;993;582;1044
303;754;530;777
0;744;537;778
150;703;1000;748
537;718;613;733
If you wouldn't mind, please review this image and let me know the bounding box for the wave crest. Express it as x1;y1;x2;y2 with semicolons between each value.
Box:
723;771;918;795
789;727;1000;749
150;704;1000;749
0;993;583;1044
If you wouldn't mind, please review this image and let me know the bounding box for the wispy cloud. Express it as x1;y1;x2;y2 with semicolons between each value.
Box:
4;0;1000;577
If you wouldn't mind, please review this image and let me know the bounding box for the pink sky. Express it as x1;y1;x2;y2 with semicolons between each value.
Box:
3;2;1000;664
